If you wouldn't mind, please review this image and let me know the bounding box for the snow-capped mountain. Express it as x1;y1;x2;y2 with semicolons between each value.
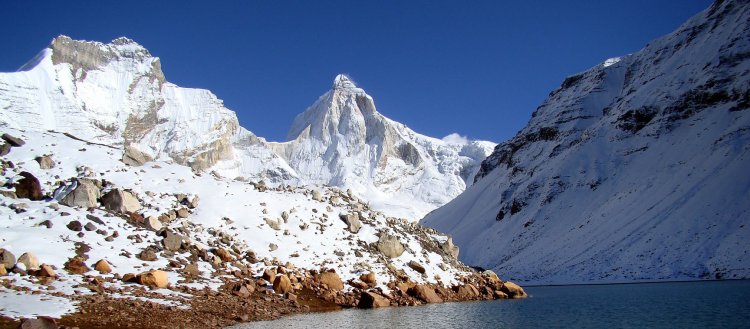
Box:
0;37;493;220
422;0;750;284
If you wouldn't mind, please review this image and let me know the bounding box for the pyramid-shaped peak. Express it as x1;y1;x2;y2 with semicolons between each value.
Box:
333;74;357;90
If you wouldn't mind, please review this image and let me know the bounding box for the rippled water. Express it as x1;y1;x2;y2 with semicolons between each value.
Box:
231;280;750;329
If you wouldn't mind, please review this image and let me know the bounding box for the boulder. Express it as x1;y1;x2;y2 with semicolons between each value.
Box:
0;190;16;199
0;266;6;276
162;232;184;251
264;218;281;230
233;284;251;298
34;155;55;169
261;267;277;281
182;263;200;277
188;195;200;209
0;249;15;270
358;291;390;308
84;222;97;231
18;317;57;329
137;248;158;261
64;257;89;274
441;237;460;259
17;252;40;271
339;212;362;234
0;143;10;156
38;264;56;278
66;220;82;232
215;248;232;262
500;281;527;299
408;261;426;274
121;145;153;166
100;189;141;214
281;211;289;222
94;259;112;274
176;208;189;218
273;275;292;294
1;133;25;147
14;171;43;201
311;190;323;202
318;271;344;291
494;290;509;299
145;216;162;231
456;284;480;298
360;272;376;286
376;234;405;258
60;179;100;208
409;284;443;303
137;270;169;288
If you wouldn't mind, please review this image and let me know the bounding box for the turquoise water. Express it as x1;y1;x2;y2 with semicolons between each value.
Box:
231;280;750;328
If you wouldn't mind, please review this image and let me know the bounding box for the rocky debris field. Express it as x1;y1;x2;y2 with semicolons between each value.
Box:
0;129;525;328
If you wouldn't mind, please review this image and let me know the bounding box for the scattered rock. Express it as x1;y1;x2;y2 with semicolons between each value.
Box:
264;218;281;230
0;189;16;199
188;195;200;209
176;208;189;218
358;291;390;308
407;261;426;274
38;264;56;277
311;190;323;202
0;249;16;270
273;275;292;294
17;252;40;271
94;259;112;274
376;234;405;258
408;284;443;303
101;189;142;214
182;263;200;277
262;268;277;282
268;243;278;252
0;143;10;156
137;248;158;262
360;272;376;286
145;216;162;231
137;270;168;288
162;232;184;251
64;257;89;274
14;171;43;201
34;155;55;169
339;212;362;234
233;284;252;298
66;220;83;232
215;248;232;262
84;222;97;231
281;211;289;222
318;271;344;291
1;133;25;147
60;179;100;208
121;145;153;166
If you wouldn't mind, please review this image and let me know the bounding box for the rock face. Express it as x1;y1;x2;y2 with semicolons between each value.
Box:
358;291;390;308
14;171;43;201
340;212;362;233
317;271;344;291
60;179;100;208
137;270;168;288
100;189;141;213
422;0;750;284
376;234;405;258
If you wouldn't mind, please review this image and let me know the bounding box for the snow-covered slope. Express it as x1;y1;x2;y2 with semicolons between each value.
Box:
422;0;750;284
270;75;494;219
0;37;492;220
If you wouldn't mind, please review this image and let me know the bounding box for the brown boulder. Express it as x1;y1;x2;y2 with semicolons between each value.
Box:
0;266;6;276
0;248;16;270
360;272;376;286
14;172;43;201
17;252;40;271
64;257;89;274
94;259;112;274
456;284;480;298
215;248;233;262
407;261;426;274
0;143;10;156
318;271;344;291
273;275;292;294
261;267;277;281
34;155;55;170
182;263;200;277
38;264;56;278
137;270;169;288
409;284;443;303
500;281;526;299
18;317;57;329
358;291;390;308
1;133;25;147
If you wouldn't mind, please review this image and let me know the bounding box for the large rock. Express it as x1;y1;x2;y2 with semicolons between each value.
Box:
339;212;362;234
376;234;405;258
18;317;57;329
17;252;40;271
34;155;55;169
101;189;141;214
500;281;527;299
408;284;443;303
162;232;184;251
407;261;426;274
137;270;168;288
318;271;344;291
273;275;292;294
441;237;459;259
456;284;480;298
0;143;10;156
264;217;281;230
38;264;57;278
0;249;16;270
145;216;162;231
121;145;153;166
94;259;112;274
60;179;100;208
311;190;323;202
14;172;43;201
358;291;391;308
1;133;25;147
360;272;376;286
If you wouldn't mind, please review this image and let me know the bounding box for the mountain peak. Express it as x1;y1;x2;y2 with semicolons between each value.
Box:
333;74;357;90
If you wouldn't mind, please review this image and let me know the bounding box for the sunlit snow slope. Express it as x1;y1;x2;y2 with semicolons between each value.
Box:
422;0;750;284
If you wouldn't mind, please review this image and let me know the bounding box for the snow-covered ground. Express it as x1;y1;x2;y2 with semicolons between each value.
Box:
0;126;469;318
422;0;750;285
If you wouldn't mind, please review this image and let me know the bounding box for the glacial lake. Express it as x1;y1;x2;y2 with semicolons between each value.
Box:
231;280;750;329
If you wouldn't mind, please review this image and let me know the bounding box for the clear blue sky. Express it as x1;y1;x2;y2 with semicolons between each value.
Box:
0;0;713;143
